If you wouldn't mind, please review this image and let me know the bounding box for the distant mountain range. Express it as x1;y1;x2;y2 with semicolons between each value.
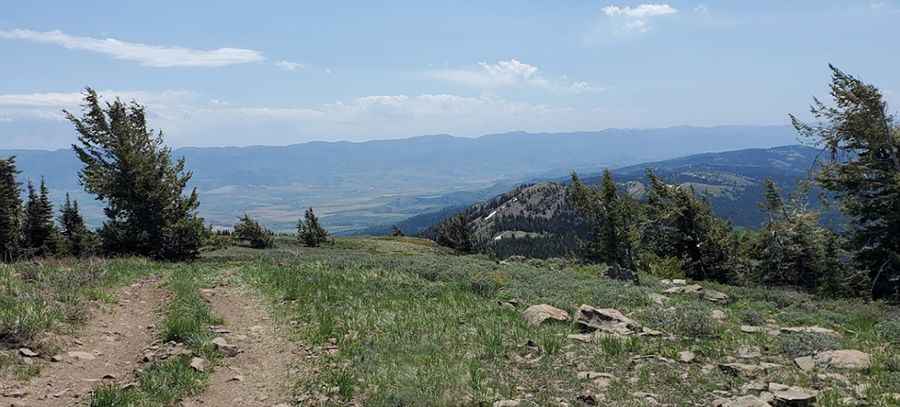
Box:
420;145;828;257
1;125;800;233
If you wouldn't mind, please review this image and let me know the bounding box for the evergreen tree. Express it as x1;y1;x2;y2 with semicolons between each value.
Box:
569;170;638;281
65;88;204;261
435;213;474;253
791;65;900;299
0;157;22;262
390;225;405;237
22;178;57;257
233;214;275;249
297;208;328;247
642;169;735;283
58;193;90;257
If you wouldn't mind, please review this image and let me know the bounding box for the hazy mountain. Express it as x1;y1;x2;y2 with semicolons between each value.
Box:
1;125;799;233
423;145;825;258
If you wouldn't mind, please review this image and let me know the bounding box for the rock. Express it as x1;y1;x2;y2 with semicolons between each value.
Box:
648;293;669;305
719;363;763;377
769;384;817;406
51;354;63;362
711;310;727;321
741;382;768;394
780;326;841;337
574;305;641;336
577;371;615;389
18;348;39;357
493;401;521;407
814;350;871;370
678;350;696;363
189;357;209;372
2;388;27;398
229;375;244;382
663;284;704;295
793;356;815;372
522;304;570;326
741;325;765;334
737;346;762;359
671;279;687;285
212;337;240;357
714;395;772;407
68;350;96;361
703;289;730;304
567;333;595;343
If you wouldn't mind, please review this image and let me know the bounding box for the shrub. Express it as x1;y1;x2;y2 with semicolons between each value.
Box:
780;332;842;357
233;214;275;249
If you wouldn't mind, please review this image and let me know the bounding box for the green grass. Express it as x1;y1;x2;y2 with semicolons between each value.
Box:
89;265;222;407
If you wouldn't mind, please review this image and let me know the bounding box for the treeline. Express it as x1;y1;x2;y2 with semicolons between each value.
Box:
0;88;330;262
436;66;900;302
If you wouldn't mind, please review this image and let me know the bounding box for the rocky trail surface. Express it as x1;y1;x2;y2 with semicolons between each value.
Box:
183;278;302;407
0;277;166;406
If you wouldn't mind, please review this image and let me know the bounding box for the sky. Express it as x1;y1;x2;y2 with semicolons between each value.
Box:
1;1;898;149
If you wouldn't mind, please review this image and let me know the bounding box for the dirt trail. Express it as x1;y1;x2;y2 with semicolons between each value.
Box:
0;277;166;406
184;280;301;407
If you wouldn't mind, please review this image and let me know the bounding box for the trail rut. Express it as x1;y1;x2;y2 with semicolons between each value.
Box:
0;277;166;406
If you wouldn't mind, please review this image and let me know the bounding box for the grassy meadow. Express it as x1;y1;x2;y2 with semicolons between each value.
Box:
2;236;900;406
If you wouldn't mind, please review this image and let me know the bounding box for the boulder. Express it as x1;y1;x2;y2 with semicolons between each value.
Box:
704;289;730;304
574;305;641;336
68;350;96;361
663;284;704;295
18;348;38;358
211;337;240;357
522;304;570;326
793;356;815;372
711;310;727;321
769;384;817;406
814;350;871;370
189;357;209;372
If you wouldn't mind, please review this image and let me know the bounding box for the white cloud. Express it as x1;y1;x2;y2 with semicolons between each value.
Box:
0;29;264;67
275;60;305;71
601;3;678;33
428;59;597;93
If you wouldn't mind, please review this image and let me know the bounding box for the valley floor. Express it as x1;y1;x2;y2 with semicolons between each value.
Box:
2;237;900;406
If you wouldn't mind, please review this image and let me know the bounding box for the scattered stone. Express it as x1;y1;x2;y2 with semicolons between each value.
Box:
741;325;765;334
229;375;244;382
663;284;704;295
190;357;209;372
212;337;240;357
648;293;669;305
793;356;815;372
780;326;841;337
769;383;817;406
67;350;96;361
522;304;570;326
719;363;763;377
814;350;871;370
209;325;231;334
704;289;730;304
577;371;615;389
102;373;117;380
711;310;727;321
741;382;768;394
678;350;696;363
574;305;641;336
493;401;521;407
713;395;772;407
18;348;39;357
2;388;27;398
51;354;63;362
737;346;762;359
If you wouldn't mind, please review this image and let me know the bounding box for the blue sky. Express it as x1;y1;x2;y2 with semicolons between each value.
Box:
1;1;898;149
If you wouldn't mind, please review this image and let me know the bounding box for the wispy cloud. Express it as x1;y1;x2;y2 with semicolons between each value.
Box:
601;3;678;33
0;29;264;67
428;59;597;93
275;60;305;71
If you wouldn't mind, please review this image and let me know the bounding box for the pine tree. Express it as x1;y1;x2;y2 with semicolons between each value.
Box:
435;213;474;253
569;170;638;281
0;157;22;262
65;88;204;260
297;208;328;247
791;65;900;299
390;225;405;237
22;178;57;257
642;169;735;283
58;193;90;257
234;214;275;249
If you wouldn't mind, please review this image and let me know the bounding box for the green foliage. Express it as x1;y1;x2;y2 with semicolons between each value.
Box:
780;331;842;357
22;178;57;257
297;207;328;247
233;214;275;249
792;65;900;300
58;193;96;258
435;212;475;253
0;157;22;262
569;170;638;281
66;88;203;261
642;169;736;283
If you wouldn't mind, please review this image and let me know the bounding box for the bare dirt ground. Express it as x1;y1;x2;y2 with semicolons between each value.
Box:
0;277;166;406
183;279;302;407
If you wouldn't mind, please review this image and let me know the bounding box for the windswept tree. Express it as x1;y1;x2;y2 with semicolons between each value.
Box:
569;170;638;281
234;214;275;249
642;169;735;283
0;157;22;261
435;213;474;253
792;65;900;299
297;208;328;247
65;88;204;261
58;193;91;257
22;178;57;257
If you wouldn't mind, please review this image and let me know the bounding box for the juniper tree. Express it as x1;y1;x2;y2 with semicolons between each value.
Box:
22;178;57;257
234;214;274;249
297;208;328;247
642;169;735;283
569;170;638;281
792;65;900;299
0;157;22;262
58;193;90;257
65;88;204;260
